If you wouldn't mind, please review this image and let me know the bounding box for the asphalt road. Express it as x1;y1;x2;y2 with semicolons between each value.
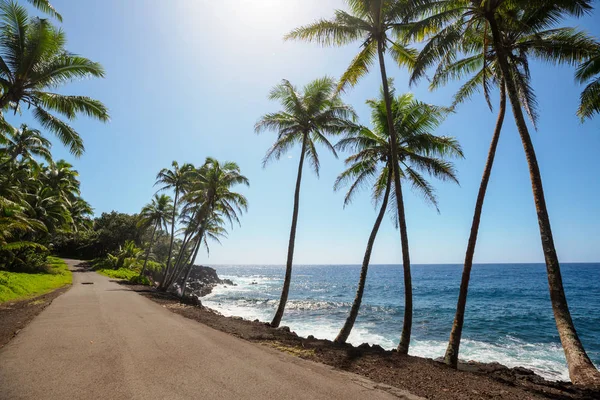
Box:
0;260;421;400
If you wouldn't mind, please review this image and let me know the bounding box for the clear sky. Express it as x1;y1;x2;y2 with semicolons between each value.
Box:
15;0;600;265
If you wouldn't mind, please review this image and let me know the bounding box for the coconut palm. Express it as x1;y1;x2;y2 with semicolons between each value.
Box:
255;77;356;327
413;10;545;368
172;158;248;297
334;88;462;344
410;0;600;385
68;197;93;232
40;160;80;206
179;212;228;299
138;194;173;276
285;0;421;352
576;49;600;121
0;124;51;168
25;186;71;233
155;161;194;289
0;1;108;156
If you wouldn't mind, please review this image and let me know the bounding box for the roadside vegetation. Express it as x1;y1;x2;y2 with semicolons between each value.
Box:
0;257;71;303
0;1;106;300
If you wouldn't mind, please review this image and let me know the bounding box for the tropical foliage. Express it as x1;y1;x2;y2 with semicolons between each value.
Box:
0;0;107;272
334;87;462;343
138;157;250;300
255;77;356;327
286;0;422;353
407;0;600;385
577;49;600;120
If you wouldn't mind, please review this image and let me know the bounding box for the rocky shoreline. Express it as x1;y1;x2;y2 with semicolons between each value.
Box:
176;265;235;298
123;280;600;400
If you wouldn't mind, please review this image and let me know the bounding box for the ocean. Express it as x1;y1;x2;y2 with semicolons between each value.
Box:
200;263;600;381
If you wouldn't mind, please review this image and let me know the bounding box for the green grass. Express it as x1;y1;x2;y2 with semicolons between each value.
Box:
0;257;73;304
96;268;139;281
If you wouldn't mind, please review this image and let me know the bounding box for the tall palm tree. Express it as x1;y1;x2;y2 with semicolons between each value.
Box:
576;49;600;121
255;77;356;327
334;89;462;344
155;161;193;289
285;0;420;352
173;158;248;296
411;0;600;385
0;124;52;168
413;8;546;368
0;1;108;156
138;194;173;276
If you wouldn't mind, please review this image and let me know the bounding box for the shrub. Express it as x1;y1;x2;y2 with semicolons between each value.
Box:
129;275;152;286
0;243;50;273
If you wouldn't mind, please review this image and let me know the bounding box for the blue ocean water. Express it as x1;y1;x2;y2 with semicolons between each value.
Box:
201;263;600;381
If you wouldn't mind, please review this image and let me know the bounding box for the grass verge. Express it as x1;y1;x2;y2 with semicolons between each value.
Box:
97;268;151;285
0;257;72;304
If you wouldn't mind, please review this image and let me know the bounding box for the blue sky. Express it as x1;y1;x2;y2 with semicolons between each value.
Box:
15;0;600;265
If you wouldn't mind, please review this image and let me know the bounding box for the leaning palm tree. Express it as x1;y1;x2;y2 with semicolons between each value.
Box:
255;77;356;327
155;161;194;289
576;48;600;121
0;124;52;168
410;0;600;385
170;158;248;295
179;212;228;299
414;9;545;368
286;0;420;352
0;1;108;156
334;89;462;344
137;194;173;276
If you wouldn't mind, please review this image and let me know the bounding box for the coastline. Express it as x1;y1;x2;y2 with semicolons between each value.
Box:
127;282;600;400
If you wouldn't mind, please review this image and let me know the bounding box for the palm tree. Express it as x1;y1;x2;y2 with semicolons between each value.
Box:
412;9;545;368
25;186;71;233
26;0;62;21
68;197;93;232
155;161;194;289
0;124;52;168
334;88;462;344
411;0;600;385
576;49;600;120
285;0;421;352
255;77;356;327
176;158;248;298
138;194;173;276
41;160;80;205
0;1;108;156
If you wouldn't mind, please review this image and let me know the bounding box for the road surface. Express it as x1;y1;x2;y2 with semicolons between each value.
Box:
0;260;420;399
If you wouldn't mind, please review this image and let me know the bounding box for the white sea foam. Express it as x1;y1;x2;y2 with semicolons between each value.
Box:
203;274;571;382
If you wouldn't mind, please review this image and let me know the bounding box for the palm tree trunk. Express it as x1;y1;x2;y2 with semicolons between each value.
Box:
271;131;308;328
335;169;392;344
377;39;413;354
140;223;158;277
488;16;600;386
164;187;179;283
444;84;507;368
160;211;196;290
180;230;204;299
